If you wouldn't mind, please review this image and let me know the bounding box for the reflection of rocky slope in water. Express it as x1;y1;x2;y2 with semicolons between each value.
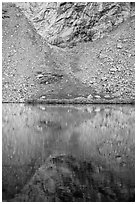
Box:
11;154;134;202
72;106;135;168
2;104;135;201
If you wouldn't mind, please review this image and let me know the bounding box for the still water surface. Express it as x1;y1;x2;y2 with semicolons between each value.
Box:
2;104;135;201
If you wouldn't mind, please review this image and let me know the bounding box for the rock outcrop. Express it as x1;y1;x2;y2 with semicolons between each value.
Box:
15;2;135;48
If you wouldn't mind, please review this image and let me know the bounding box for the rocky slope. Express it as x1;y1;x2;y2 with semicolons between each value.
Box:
15;2;134;48
2;3;135;103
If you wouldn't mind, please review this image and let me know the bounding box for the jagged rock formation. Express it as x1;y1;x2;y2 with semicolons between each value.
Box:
15;2;135;48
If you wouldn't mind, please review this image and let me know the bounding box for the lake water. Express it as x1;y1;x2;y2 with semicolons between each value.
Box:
2;103;135;201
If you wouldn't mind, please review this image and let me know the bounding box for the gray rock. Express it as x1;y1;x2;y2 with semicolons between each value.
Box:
87;94;93;100
117;43;123;49
15;2;134;48
104;95;111;98
110;67;117;72
94;95;101;99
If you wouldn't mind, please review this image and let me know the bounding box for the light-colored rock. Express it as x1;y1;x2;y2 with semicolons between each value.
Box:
15;2;134;48
87;94;93;100
117;43;123;49
41;96;46;99
104;95;111;98
109;67;117;72
94;95;101;99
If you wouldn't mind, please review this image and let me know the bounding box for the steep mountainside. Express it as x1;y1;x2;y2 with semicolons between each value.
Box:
16;2;134;47
2;3;135;103
15;2;134;48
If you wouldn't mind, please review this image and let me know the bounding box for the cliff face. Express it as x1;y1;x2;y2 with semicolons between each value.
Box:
15;2;135;48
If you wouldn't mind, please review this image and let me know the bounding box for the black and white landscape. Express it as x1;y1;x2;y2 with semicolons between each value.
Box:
2;2;135;202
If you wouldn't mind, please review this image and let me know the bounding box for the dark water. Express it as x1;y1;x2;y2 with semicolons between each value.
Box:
2;104;135;201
